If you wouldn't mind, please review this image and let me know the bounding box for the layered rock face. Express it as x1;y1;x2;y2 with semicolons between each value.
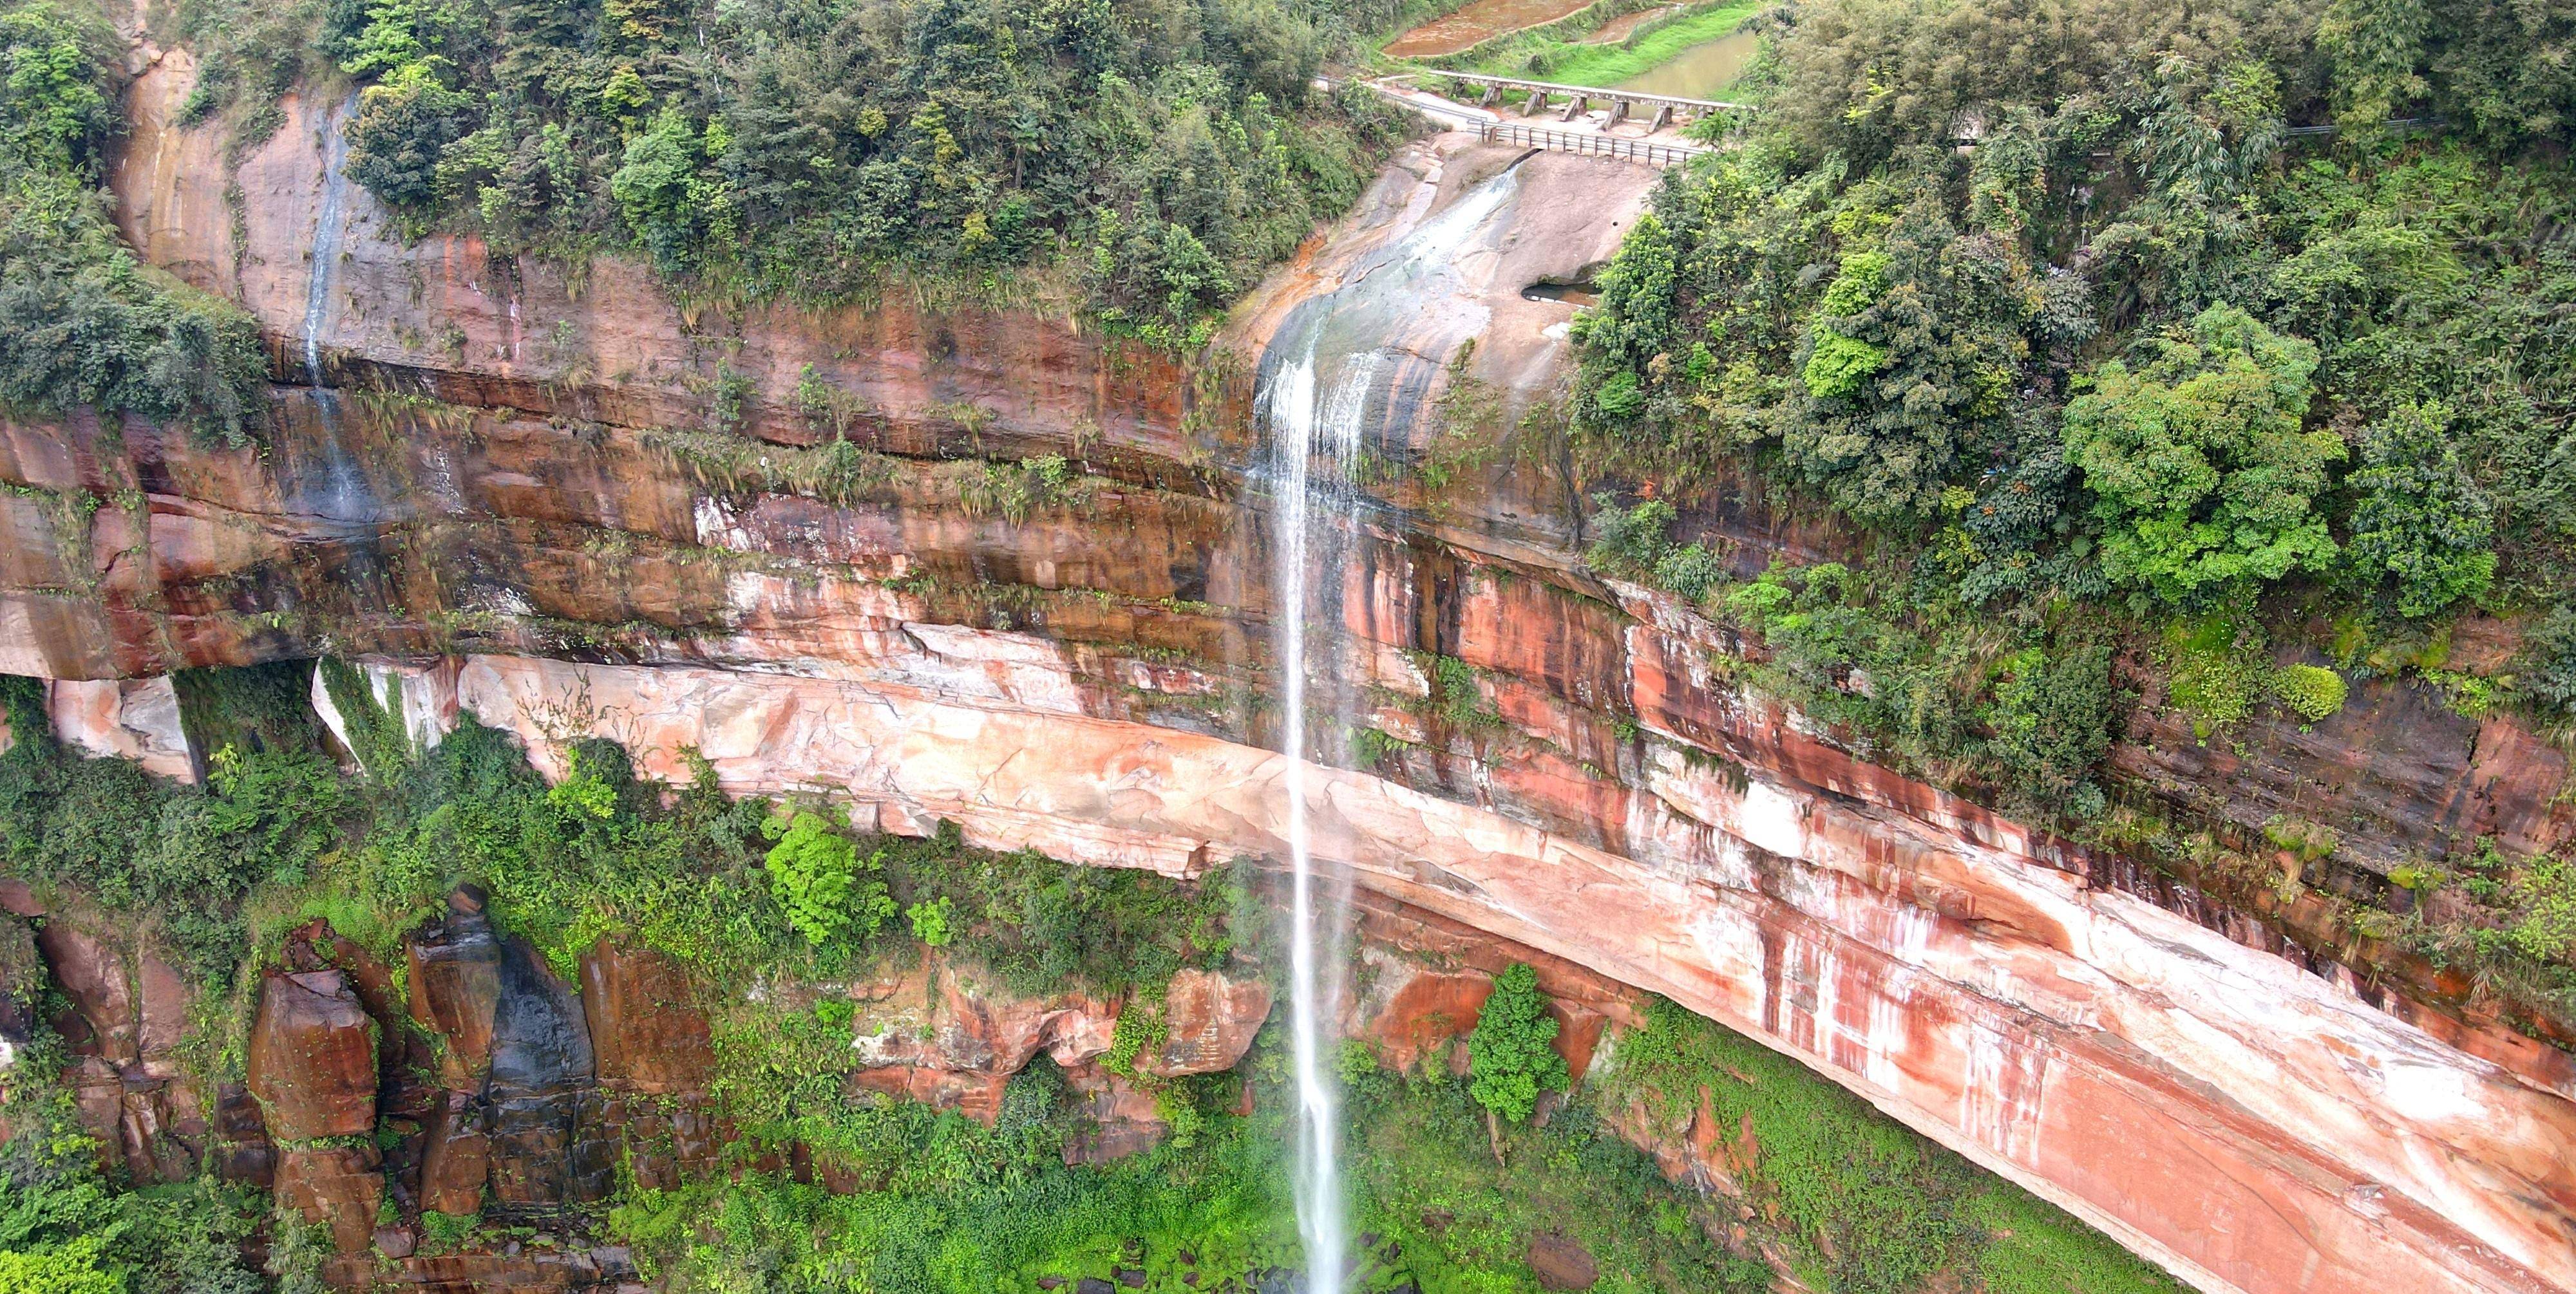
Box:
0;42;2567;1294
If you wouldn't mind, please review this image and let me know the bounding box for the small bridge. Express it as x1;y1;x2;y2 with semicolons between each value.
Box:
1480;121;1710;167
1403;71;1747;131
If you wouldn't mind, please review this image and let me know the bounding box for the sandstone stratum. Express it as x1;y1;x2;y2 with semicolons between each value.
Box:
0;12;2572;1294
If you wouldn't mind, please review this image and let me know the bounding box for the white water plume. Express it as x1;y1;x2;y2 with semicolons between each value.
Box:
1268;337;1377;1294
1258;160;1519;1294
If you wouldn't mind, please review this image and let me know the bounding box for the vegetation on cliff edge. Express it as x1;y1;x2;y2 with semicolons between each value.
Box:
173;0;1414;344
1566;0;2576;1005
0;0;266;442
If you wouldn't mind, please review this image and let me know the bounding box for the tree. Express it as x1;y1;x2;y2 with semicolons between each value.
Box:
610;109;712;274
2062;305;2338;609
1984;643;2120;813
2345;402;2496;618
1782;198;2042;526
2320;0;2431;135
1468;962;1568;1159
759;809;893;947
345;62;477;212
0;4;110;173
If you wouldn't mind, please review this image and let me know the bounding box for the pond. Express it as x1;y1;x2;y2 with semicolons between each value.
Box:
1611;26;1757;98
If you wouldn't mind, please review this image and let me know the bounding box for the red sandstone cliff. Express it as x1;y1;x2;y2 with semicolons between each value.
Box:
0;38;2568;1294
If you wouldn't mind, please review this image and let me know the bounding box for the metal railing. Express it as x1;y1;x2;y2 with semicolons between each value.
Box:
1481;122;1710;168
1416;70;1749;115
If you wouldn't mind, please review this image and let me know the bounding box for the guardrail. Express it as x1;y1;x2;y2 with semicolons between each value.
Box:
1414;71;1750;114
1481;122;1710;167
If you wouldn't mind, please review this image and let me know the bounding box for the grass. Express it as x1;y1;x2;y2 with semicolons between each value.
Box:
1591;999;2185;1294
1459;0;1763;91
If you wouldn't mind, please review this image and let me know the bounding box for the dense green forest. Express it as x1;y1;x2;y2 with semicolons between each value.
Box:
0;670;2174;1291
0;0;1410;436
1568;0;2576;999
178;0;1410;342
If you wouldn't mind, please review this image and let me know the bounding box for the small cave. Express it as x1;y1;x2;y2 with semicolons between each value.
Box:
1519;268;1603;308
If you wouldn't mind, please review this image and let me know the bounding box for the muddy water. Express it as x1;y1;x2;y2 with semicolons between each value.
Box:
1385;0;1596;57
1613;26;1757;97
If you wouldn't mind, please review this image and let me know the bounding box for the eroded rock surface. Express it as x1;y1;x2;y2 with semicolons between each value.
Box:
0;41;2553;1294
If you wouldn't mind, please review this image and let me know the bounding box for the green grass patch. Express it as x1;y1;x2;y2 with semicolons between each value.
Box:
1593;999;2184;1294
1461;1;1763;91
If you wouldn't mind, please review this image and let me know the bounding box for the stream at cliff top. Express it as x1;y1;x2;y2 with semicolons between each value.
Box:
1256;164;1520;1293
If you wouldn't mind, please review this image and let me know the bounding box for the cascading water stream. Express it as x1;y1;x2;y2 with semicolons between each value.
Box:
303;100;352;390
295;95;389;545
287;91;400;606
1256;162;1520;1294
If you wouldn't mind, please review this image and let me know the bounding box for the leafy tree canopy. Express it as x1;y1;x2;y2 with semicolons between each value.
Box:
1467;962;1568;1124
2062;304;2337;609
183;0;1409;342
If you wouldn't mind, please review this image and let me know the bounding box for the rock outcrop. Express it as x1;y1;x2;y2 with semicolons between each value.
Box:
840;953;1269;1126
0;33;2560;1294
0;886;219;1184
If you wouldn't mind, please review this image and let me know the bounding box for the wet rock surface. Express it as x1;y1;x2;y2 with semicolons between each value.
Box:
247;970;377;1141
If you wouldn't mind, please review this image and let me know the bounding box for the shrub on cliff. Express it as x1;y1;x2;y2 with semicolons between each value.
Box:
761;807;895;948
2270;662;2349;723
2523;605;2576;722
1467;962;1567;1129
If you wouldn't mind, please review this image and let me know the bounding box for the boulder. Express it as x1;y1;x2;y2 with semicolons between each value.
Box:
1363;969;1491;1076
1355;959;1604;1084
133;953;191;1078
850;955;1119;1076
275;1144;385;1254
1058;1059;1166;1165
246;970;377;1141
407;893;504;1089
848;1065;1012;1125
417;1091;489;1217
1526;1234;1597;1291
1142;969;1269;1078
35;918;133;1065
210;1082;274;1186
845;954;1124;1123
580;939;713;1092
482;934;607;1207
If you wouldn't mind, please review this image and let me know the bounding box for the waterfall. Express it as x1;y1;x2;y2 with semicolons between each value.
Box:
1256;162;1520;1293
296;93;385;572
1267;337;1377;1294
304;95;354;389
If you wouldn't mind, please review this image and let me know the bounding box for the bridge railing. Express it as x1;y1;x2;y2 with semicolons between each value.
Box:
1481;122;1710;168
1419;70;1750;115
